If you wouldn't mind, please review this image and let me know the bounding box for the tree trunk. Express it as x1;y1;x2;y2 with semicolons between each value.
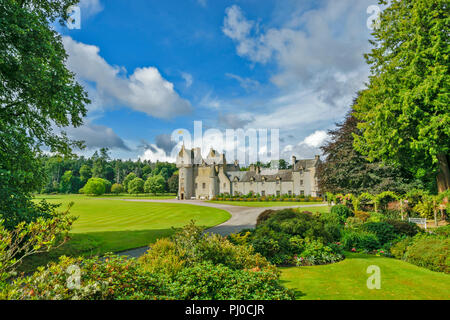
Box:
436;153;450;193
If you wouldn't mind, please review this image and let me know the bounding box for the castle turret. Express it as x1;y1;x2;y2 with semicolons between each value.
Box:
209;164;218;199
176;145;194;200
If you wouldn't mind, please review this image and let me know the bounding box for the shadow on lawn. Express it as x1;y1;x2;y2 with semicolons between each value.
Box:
279;279;306;299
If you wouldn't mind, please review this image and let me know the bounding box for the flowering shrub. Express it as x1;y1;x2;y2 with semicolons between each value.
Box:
2;254;171;300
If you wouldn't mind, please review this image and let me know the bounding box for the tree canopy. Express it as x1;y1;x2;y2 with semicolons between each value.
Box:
353;0;449;192
318;110;423;195
0;0;89;228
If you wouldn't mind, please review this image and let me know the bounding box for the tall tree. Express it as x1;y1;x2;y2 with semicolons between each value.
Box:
0;0;89;228
318;110;423;195
353;0;449;192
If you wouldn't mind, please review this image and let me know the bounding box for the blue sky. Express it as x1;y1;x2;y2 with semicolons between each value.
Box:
59;0;377;163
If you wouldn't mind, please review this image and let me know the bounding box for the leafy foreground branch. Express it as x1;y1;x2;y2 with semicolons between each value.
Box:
0;202;77;282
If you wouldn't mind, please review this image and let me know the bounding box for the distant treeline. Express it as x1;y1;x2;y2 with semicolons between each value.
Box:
40;147;178;194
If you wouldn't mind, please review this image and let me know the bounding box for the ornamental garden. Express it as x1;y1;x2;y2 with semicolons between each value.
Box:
1;0;449;301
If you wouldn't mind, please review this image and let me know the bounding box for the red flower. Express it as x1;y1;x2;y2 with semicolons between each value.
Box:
351;248;356;252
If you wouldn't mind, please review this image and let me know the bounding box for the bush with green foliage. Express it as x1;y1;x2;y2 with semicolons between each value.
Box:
403;235;449;274
122;173;137;192
433;225;450;237
144;175;166;195
294;238;344;266
390;237;414;260
341;229;380;251
138;238;186;278
111;183;124;194
81;178;108;196
361;222;397;245
319;211;343;242
256;209;276;226
386;219;421;237
128;177;144;194
367;211;386;223
248;209;340;265
169;261;293;300
331;205;353;222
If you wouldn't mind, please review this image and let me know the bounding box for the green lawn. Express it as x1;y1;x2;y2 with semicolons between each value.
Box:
22;194;230;272
208;200;326;207
280;253;450;300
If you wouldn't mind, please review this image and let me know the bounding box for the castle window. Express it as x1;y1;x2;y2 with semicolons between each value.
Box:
301;190;305;196
261;191;265;196
195;183;198;189
202;183;206;189
223;183;226;188
300;180;303;186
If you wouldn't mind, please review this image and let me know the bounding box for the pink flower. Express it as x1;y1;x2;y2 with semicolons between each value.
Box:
351;248;356;252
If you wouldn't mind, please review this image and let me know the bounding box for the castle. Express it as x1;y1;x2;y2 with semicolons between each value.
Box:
176;146;321;200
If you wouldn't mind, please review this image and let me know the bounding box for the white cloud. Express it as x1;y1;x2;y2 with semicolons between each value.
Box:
139;144;176;163
65;121;130;151
79;0;103;17
62;36;192;119
302;130;329;148
221;2;372;159
222;1;371;107
225;73;260;91
181;72;193;88
199;91;223;109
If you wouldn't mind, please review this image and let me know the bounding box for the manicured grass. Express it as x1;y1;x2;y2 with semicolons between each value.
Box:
280;252;450;300
22;194;230;272
208;200;325;207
